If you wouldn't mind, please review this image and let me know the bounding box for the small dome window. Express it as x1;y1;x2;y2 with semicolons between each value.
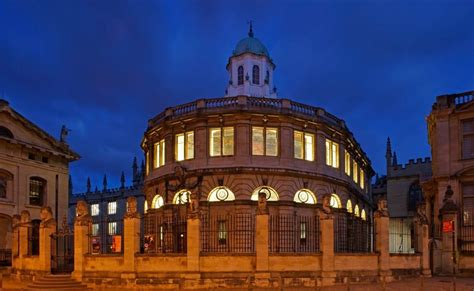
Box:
0;126;13;139
151;195;164;209
208;186;235;202
252;65;260;85
354;204;360;217
251;186;279;201
346;199;353;213
330;194;341;208
238;66;244;85
294;189;317;204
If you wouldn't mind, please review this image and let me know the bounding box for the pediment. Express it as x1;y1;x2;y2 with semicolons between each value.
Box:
455;166;474;178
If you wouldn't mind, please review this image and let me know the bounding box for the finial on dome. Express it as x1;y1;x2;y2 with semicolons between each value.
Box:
248;20;254;37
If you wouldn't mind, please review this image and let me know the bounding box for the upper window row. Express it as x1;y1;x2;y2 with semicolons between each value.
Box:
237;65;261;85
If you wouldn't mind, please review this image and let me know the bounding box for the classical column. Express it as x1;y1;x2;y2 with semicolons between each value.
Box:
39;207;57;272
439;185;458;275
374;199;392;282
72;200;92;281
122;196;141;281
319;194;336;286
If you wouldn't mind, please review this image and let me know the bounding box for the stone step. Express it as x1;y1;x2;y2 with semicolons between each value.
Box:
26;274;90;290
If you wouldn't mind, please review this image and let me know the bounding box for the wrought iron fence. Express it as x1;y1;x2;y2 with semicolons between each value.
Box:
389;218;415;254
269;214;320;253
88;219;124;254
460;225;474;253
334;210;371;253
0;249;12;266
201;213;255;253
142;213;187;254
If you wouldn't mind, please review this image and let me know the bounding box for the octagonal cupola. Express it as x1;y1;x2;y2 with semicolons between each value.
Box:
225;24;277;98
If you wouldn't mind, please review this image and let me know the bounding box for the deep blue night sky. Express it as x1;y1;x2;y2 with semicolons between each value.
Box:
1;1;473;193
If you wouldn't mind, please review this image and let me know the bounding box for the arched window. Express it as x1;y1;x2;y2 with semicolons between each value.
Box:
294;189;317;204
237;66;244;85
354;205;360;217
29;177;46;206
330;194;341;208
173;189;190;204
0;126;13;139
0;169;13;199
208;186;235;202
144;201;148;213
251;186;279;201
252;65;260;84
346;199;353;213
361;209;367;220
151;195;164;209
408;181;423;212
265;70;270;84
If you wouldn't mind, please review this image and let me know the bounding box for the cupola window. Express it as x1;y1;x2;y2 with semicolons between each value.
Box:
252;65;260;84
237;66;244;85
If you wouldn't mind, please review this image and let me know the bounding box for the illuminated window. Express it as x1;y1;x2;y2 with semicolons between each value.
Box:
300;221;307;243
325;139;339;168
218;220;227;244
210;127;234;157
238;66;244;85
145;151;149;176
251;186;279;201
208;187;235;202
330;194;341;208
294;189;317;204
29;177;46;206
108;222;117;235
346;199;353;213
344;151;351;176
91;204;100;216
361;209;367;220
175;131;194;161
462;119;474;159
173;190;190;204
360;168;365;189
462;184;474;226
252;127;278;156
294;131;314;161
354;205;360;217
144;201;148;213
152;195;164;209
92;223;99;236
353;161;358;183
108;201;117;215
252;65;260;84
154;139;165;168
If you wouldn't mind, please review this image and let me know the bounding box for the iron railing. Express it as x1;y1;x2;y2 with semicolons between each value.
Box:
142;213;187;254
201;213;255;253
269;214;320;253
0;249;12;266
334;209;371;253
460;225;474;253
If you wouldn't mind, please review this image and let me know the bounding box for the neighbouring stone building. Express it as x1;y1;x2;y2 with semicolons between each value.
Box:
68;157;146;253
372;138;432;254
424;90;474;275
0;99;79;265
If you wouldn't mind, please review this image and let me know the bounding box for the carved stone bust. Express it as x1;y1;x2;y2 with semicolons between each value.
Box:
40;206;56;228
319;194;333;219
20;210;31;225
374;199;389;218
124;196;140;219
188;192;200;219
12;214;21;229
257;190;269;215
75;200;92;226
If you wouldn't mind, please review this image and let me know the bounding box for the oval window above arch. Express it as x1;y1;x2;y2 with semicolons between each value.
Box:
151;195;164;209
251;186;279;201
208;186;235;202
330;194;341;208
294;189;317;204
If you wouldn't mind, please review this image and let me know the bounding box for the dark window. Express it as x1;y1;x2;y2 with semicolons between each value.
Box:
29;177;46;206
0;177;6;198
237;66;244;85
407;181;422;212
42;157;49;163
463;184;474;226
0;126;13;139
265;70;269;84
252;65;260;84
462;119;474;159
28;153;36;160
29;220;40;256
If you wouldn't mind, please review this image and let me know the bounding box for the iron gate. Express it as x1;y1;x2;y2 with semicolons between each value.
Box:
50;221;74;274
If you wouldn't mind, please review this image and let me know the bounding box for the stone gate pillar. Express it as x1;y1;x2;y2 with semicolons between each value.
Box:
13;211;31;273
319;194;335;286
374;199;392;282
186;192;200;275
122;196;141;281
414;203;431;277
72;200;92;281
39;207;56;273
255;190;270;287
439;185;458;275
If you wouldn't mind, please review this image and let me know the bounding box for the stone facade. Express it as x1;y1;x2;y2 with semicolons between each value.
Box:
0;99;78;258
425;90;474;275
